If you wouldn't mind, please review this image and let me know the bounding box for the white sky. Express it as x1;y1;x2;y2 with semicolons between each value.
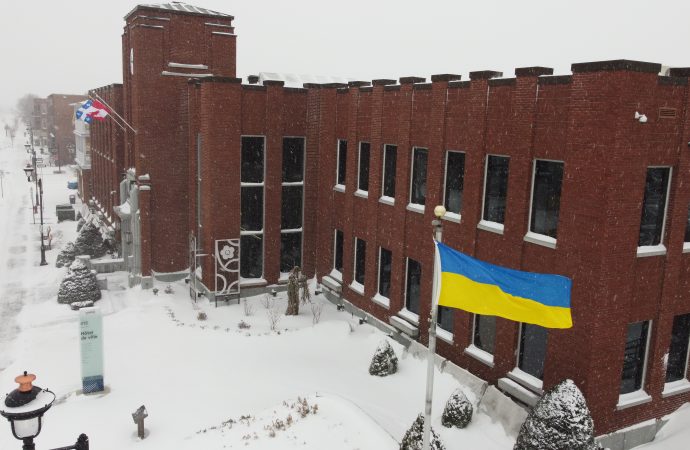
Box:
1;0;690;112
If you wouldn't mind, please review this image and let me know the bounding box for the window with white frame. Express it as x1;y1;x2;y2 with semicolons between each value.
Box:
357;142;370;194
438;306;453;334
517;323;548;381
381;144;397;199
684;205;690;250
482;155;510;225
240;136;264;279
377;247;392;299
336;139;347;187
638;167;671;248
409;147;428;207
620;321;651;394
405;258;422;315
443;151;465;216
353;238;366;289
529;160;564;239
473;314;496;355
280;137;305;273
333;229;344;275
666;314;690;383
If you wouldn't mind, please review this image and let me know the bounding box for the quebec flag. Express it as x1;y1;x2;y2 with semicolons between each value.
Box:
76;100;109;124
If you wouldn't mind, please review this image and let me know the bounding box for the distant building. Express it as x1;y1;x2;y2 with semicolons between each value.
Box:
46;94;85;166
31;98;48;149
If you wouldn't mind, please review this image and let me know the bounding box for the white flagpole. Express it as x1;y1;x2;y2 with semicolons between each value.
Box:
422;205;446;450
89;92;137;134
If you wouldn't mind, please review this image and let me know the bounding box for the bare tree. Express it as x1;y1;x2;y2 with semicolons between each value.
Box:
286;266;300;316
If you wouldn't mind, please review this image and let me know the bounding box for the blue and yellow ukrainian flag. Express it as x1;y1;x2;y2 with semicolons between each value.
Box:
435;242;572;329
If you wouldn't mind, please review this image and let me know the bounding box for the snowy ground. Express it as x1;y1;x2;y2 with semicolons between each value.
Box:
0;117;688;449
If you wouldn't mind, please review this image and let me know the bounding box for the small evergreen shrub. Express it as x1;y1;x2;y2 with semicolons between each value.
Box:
368;340;398;377
56;242;76;268
74;222;107;258
57;260;101;304
441;389;473;428
400;414;445;450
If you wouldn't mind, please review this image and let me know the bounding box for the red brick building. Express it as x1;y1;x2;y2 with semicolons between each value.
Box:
89;2;690;438
47;93;84;165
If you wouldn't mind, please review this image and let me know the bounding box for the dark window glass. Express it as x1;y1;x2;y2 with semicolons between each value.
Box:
639;167;670;246
281;186;303;229
358;142;370;191
531;160;564;238
474;315;496;354
684;206;690;243
241;136;264;183
620;321;650;394
378;247;392;298
240;235;262;278
405;258;422;314
282;137;304;182
337;140;347;185
382;145;397;198
410;148;428;205
241;187;263;232
280;233;302;272
444;151;465;214
354;238;366;285
666;314;690;383
334;229;343;272
483;155;510;224
518;323;548;380
438;306;453;333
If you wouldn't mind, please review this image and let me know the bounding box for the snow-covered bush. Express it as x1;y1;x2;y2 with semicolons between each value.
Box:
56;242;76;268
514;379;601;450
400;414;445;450
76;217;86;232
369;340;398;376
57;260;101;304
441;389;473;428
74;222;107;258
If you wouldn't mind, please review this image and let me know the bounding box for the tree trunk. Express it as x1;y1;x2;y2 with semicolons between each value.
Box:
286;267;300;315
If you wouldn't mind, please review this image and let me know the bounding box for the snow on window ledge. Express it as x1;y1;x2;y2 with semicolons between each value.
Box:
397;308;420;325
372;293;390;309
354;189;369;199
683;242;690;254
662;379;690;398
464;344;494;367
329;269;343;283
477;220;504;235
617;390;652;410
442;212;461;224
239;278;267;288
524;231;557;249
436;327;454;344
349;281;365;295
333;184;346;193
636;244;667;258
508;368;544;393
379;196;395;206
406;203;425;214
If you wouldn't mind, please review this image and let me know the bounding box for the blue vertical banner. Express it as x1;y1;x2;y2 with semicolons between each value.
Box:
80;307;104;393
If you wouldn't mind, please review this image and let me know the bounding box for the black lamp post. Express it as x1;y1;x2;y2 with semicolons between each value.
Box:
23;164;47;266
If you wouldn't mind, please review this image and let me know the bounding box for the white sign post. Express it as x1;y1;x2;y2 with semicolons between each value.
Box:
80;307;104;393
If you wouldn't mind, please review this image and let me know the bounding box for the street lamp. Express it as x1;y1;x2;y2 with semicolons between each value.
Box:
23;164;48;266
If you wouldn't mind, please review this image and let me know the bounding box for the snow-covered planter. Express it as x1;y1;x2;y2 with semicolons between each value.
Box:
56;242;76;268
74;222;107;258
400;414;445;450
514;379;601;450
441;389;473;428
57;260;101;304
369;340;398;376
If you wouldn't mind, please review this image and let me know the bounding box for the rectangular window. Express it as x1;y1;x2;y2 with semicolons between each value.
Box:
358;142;370;193
518;323;548;380
666;314;690;383
529;160;564;239
473;315;496;355
684;205;690;244
409;147;428;206
336;139;347;187
483;155;510;224
281;137;305;274
333;229;344;274
377;247;392;299
639;167;671;247
241;136;265;279
620;321;650;394
443;151;465;215
382;144;397;199
405;258;422;315
354;238;366;286
438;306;453;333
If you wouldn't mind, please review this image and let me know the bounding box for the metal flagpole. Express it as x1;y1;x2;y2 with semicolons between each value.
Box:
422;205;446;450
89;92;137;134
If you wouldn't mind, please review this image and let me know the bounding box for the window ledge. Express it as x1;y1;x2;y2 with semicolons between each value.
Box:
406;203;425;214
354;189;368;199
321;275;342;293
436;328;454;344
329;269;343;283
239;278;267;288
683;242;690;254
349;281;365;295
397;308;420;325
477;220;504;235
333;184;345;193
524;231;557;249
617;390;652;410
379;196;395;206
662;379;690;398
372;293;390;309
464;344;494;367
508;368;544;393
637;244;667;258
442;212;461;224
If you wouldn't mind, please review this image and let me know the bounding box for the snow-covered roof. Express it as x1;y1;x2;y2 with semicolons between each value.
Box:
256;72;356;88
129;2;232;19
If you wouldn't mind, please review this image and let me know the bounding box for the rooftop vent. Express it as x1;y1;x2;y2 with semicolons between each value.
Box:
658;107;677;119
